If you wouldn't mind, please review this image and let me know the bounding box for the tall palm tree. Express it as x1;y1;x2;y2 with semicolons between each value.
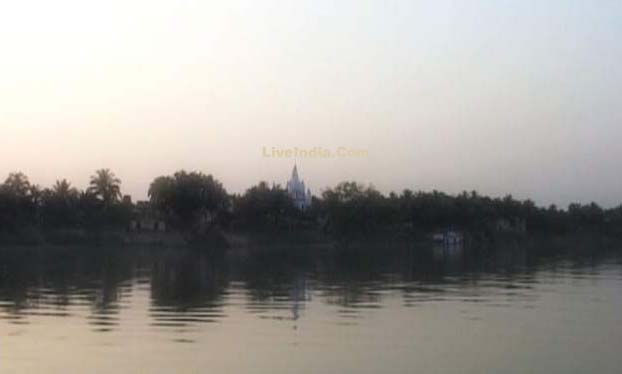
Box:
52;179;78;199
88;169;122;204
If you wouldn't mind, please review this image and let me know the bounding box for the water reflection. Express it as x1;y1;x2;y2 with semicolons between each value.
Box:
149;251;228;329
1;241;621;373
1;243;621;328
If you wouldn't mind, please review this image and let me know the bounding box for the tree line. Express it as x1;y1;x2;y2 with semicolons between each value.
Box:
316;182;622;238
0;169;131;233
1;169;622;241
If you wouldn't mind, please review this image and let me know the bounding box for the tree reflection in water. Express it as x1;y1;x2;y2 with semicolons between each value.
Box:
0;240;619;331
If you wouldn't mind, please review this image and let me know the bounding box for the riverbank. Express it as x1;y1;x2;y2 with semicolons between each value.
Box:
0;227;329;249
2;227;621;256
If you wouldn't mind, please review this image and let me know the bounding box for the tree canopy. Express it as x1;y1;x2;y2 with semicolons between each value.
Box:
232;181;297;228
148;171;229;229
1;169;622;242
88;169;122;204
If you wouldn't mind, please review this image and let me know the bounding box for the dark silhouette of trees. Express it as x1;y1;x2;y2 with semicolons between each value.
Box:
1;169;621;244
88;169;122;205
53;179;79;199
0;173;39;232
3;172;31;196
83;170;131;229
318;182;396;237
77;190;103;229
0;170;130;240
232;181;297;229
315;183;621;238
148;171;229;230
605;205;622;236
40;179;80;228
86;169;131;229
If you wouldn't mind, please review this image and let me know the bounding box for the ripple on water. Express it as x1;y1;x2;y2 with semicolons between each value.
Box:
1;246;621;373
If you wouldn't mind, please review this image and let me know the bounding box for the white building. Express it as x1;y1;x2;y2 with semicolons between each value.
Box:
286;164;312;210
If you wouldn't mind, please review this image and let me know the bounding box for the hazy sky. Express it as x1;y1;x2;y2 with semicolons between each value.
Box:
1;0;621;207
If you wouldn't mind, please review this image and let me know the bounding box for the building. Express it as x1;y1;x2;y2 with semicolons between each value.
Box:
129;201;167;232
286;164;312;210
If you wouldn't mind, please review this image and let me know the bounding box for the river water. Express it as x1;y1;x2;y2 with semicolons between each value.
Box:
1;241;621;373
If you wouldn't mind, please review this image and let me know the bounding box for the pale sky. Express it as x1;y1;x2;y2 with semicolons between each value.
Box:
1;0;621;207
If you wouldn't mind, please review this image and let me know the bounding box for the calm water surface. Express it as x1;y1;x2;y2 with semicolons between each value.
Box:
1;242;621;373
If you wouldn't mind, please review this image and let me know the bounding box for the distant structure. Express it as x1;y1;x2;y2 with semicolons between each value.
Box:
286;164;312;210
129;201;167;233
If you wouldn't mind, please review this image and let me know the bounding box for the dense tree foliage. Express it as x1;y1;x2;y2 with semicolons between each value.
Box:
315;183;622;238
148;171;229;230
0;172;38;231
231;182;297;229
318;182;392;236
1;169;622;243
40;179;80;228
88;169;122;204
0;170;130;237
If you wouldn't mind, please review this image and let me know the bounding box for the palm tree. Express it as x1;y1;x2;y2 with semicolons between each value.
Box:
52;179;78;199
88;169;122;204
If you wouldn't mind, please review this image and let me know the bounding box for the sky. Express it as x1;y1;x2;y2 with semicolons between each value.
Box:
1;0;621;207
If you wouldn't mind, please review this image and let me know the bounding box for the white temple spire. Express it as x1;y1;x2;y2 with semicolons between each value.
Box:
292;164;299;180
286;164;311;211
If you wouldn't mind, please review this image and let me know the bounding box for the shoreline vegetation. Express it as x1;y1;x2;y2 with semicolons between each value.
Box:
1;169;622;249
